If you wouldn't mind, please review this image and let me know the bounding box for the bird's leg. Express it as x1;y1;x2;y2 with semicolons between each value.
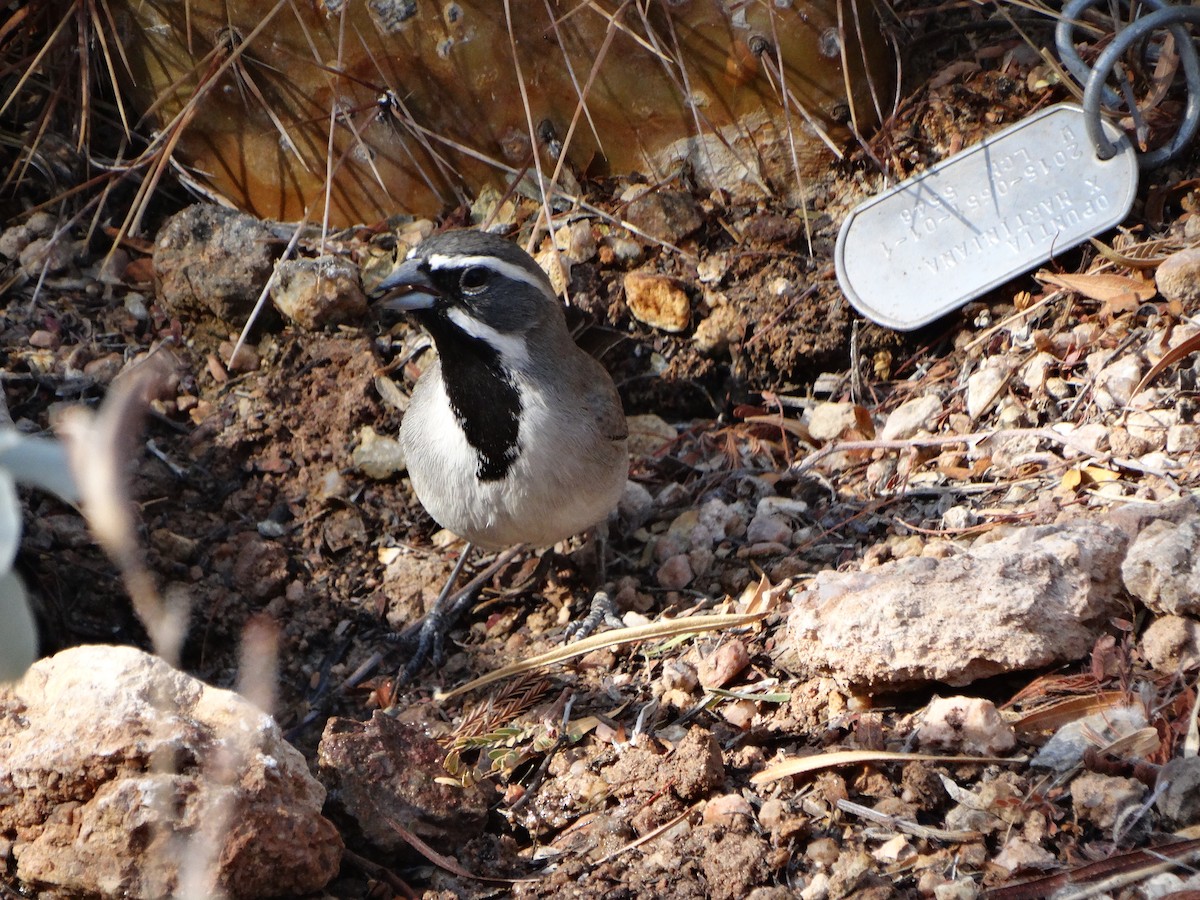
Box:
390;541;474;684
564;523;623;642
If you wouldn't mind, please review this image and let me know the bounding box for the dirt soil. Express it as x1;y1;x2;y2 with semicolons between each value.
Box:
5;8;1200;900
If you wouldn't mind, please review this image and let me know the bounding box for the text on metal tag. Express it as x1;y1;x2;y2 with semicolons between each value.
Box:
835;104;1139;331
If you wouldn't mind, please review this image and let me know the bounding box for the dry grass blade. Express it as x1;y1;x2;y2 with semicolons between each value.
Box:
836;798;982;842
436;611;769;701
503;0;554;257
591;801;700;867
1134;330;1200;397
1184;679;1200;758
1013;691;1130;735
54;352;188;666
981;839;1200;900
1088;236;1169;269
377;807;540;884
751;749;1026;785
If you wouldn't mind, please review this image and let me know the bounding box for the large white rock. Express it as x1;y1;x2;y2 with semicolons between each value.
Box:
777;520;1128;689
0;645;341;898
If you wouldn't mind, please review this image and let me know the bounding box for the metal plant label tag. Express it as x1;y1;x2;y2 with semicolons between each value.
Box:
835;104;1139;331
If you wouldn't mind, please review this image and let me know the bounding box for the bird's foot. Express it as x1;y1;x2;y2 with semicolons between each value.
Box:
564;589;623;642
387;585;479;685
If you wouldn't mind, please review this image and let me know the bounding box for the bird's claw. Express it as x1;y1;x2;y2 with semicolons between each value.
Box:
564;589;623;642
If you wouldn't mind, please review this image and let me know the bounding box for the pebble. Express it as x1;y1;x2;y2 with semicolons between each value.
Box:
19;237;75;277
916;696;1015;755
656;553;694;590
693;305;744;355
83;353;124;384
605;236;643;264
966;360;1012;420
701;793;754;827
808;401;861;442
661;659;699;692
1155;246;1200;305
624;189;702;244
28;330;60;350
881;394;943;440
627;413;677;458
0;224;30;259
1093;354;1143;411
351;425;407;479
698;639;750;689
1155;757;1200;828
271;255;367;330
217;341;260;374
623;271;690;332
746;512;792;546
617;480;654;531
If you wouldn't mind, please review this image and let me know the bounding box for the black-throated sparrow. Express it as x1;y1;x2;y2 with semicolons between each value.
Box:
374;230;629;680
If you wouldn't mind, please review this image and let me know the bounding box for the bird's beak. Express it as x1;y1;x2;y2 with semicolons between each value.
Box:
372;258;440;311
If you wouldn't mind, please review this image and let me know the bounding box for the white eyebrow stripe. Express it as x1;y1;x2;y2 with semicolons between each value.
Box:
446;307;530;367
426;253;551;296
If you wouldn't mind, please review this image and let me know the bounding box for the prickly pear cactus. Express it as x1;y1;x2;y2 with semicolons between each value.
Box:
115;0;892;226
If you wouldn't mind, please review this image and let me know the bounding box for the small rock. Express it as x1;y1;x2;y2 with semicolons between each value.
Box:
917;696;1016;756
1156;757;1200;828
698;639;751;689
746;511;792;546
693;304;745;355
1094;354;1143;411
1070;771;1146;830
702;793;754;828
1155;246;1200;305
992;836;1056;874
83;353;125;384
351;425;407;479
25;211;56;235
624;189;702;244
556;219;597;262
808;402;862;442
699;497;748;539
618;479;654;531
1122;514;1200;616
1140;614;1200;673
600;725;722;803
1021;351;1055;394
18;237;75;277
722;698;757;729
966;359;1013;420
0;224;30;259
0;645;341;897
605;235;643;264
217;340;260;374
27;330;59;350
624;271;690;332
271;255;367;330
627;413;677;459
934;878;979;900
318;713;494;853
656;553;694;590
1032;706;1148;772
942;505;977;530
661;659;699;692
880;394;942;440
1167;424;1200;455
154;204;277;323
231;535;290;602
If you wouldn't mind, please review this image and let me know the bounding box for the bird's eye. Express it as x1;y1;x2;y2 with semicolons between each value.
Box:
459;266;489;294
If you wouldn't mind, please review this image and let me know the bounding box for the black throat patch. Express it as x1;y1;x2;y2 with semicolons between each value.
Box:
423;314;522;481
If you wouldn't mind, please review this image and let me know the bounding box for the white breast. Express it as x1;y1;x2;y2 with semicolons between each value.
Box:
400;364;626;550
